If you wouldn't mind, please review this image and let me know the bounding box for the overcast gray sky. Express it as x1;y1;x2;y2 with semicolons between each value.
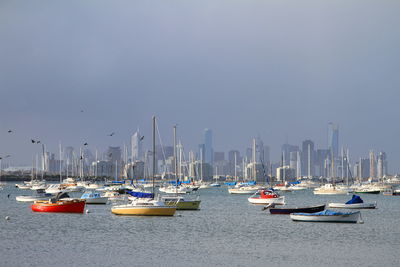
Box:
1;0;399;171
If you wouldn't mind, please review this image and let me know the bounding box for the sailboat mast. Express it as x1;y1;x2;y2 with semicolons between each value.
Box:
252;138;256;180
152;116;156;196
59;142;62;183
234;151;237;181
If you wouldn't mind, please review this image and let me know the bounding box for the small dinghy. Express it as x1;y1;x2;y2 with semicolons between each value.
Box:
290;210;361;223
328;195;376;209
264;204;325;214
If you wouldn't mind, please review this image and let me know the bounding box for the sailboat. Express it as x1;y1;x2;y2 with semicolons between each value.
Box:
160;125;201;210
111;116;176;216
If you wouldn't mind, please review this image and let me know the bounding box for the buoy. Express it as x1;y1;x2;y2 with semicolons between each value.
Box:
5;216;10;221
85;209;90;214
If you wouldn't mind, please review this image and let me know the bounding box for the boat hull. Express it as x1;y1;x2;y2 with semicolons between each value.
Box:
164;200;201;210
111;206;176;216
290;211;360;223
83;197;109;204
31;200;86;213
354;190;380;194
228;188;258;194
269;205;325;215
16;196;49;202
248;196;285;205
328;203;376;209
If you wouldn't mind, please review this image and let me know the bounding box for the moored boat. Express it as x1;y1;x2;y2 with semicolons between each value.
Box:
290;210;361;223
328;195;376;209
267;204;325;215
162;195;201;210
80;191;108;204
32;199;86;213
248;190;285;205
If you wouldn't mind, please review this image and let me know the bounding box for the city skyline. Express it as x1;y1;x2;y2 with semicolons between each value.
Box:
1;1;399;170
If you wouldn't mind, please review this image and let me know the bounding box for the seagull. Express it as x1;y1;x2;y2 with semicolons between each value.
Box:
80;110;84;113
7;130;12;133
37;141;41;144
108;153;112;157
31;139;36;143
108;132;115;137
140;136;144;141
83;143;88;146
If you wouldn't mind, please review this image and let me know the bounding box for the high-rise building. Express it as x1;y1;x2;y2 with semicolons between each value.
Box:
131;130;143;161
214;152;225;162
369;150;376;179
377;152;387;178
289;151;297;176
204;129;213;165
282;144;299;166
328;123;339;159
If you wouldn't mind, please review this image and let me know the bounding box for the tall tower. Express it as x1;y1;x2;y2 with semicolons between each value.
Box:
369;150;376;179
204;129;213;165
131;130;143;161
328;123;339;160
301;140;314;177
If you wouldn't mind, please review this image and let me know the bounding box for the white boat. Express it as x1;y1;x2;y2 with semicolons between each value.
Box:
328;195;376;209
159;185;191;194
248;190;285;205
228;186;258;194
80;191;108;204
313;183;349;195
16;194;52;202
45;184;63;194
16;184;32;190
290;210;361;223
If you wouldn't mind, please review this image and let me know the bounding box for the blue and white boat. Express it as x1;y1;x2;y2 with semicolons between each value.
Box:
328;195;377;209
290;210;361;223
80;191;108;204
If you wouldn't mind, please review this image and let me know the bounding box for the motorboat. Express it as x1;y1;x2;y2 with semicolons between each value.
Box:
80;191;108;204
313;184;349;195
248;190;285;205
228;185;258;194
159;185;192;194
209;183;221;187
290;210;361;223
31;192;86;213
265;204;325;215
328;195;376;209
16;189;53;202
45;184;63;194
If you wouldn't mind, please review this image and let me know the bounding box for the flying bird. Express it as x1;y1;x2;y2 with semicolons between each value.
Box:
7;130;12;133
108;153;113;157
140;136;144;141
80;110;84;113
31;139;36;143
83;143;88;146
80;156;84;160
108;132;115;136
37;141;41;144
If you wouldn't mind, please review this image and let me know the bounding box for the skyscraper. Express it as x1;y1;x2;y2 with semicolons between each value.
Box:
204;128;213;165
328;122;339;160
131;130;143;161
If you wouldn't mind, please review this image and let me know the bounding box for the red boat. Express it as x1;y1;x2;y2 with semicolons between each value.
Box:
32;199;86;213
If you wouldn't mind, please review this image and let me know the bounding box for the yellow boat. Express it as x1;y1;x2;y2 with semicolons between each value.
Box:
111;198;176;216
162;196;201;210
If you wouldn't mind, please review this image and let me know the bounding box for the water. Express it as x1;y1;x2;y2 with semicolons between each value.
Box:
1;184;399;266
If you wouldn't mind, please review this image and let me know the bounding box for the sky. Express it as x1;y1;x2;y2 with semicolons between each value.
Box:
0;1;399;171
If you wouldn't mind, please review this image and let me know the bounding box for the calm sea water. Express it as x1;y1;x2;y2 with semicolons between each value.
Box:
1;184;399;267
